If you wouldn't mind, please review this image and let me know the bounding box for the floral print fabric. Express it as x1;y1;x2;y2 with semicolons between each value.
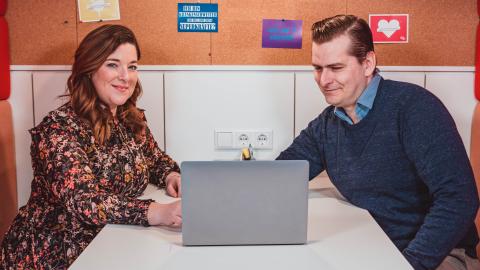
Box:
0;104;179;269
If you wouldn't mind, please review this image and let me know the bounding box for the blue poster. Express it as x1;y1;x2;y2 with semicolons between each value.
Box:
178;3;218;32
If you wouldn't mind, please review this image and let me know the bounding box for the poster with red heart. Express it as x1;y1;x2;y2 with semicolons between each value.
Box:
369;14;408;43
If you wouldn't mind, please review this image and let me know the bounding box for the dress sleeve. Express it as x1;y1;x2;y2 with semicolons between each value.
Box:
142;125;180;188
400;90;479;270
32;122;153;227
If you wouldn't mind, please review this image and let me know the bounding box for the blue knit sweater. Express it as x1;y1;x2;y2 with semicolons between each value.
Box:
277;79;479;270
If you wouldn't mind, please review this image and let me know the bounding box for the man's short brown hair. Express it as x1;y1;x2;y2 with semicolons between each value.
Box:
311;15;375;64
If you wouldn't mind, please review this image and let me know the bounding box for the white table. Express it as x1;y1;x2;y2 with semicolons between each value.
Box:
70;179;413;270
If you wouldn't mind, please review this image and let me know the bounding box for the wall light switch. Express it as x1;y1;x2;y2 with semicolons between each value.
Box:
215;131;233;149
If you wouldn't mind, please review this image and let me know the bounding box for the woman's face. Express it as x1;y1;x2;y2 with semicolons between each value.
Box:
91;43;139;115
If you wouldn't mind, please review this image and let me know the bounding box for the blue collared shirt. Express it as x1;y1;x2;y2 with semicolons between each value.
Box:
334;74;381;125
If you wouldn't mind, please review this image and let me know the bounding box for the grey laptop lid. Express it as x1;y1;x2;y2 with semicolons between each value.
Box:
181;160;309;246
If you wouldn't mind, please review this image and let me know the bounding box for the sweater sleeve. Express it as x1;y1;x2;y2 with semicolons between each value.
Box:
33;123;153;227
400;90;479;270
142;125;180;188
276;114;326;180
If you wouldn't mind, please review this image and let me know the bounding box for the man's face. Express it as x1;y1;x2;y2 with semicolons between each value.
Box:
312;34;375;112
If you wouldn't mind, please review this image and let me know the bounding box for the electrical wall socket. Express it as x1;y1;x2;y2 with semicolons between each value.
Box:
252;131;273;149
214;129;273;149
233;131;251;148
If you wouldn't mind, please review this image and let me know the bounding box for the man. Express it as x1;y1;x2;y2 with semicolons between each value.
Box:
277;15;480;270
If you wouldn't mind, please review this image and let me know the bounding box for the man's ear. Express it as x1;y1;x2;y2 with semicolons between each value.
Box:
363;51;377;76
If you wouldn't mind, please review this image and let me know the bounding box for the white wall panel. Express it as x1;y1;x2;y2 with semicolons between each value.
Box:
294;72;329;136
165;71;294;163
380;72;425;88
32;71;70;125
9;71;34;208
425;72;475;155
137;72;165;150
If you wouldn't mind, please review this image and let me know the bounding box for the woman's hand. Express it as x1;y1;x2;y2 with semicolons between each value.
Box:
147;201;182;228
165;172;181;198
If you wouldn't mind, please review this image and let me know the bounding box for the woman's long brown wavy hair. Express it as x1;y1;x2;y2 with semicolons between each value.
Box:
67;24;145;145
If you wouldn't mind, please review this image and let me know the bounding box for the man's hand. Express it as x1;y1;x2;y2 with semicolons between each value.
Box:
165;172;181;198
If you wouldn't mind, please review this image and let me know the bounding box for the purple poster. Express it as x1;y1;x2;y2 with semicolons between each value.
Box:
262;19;303;49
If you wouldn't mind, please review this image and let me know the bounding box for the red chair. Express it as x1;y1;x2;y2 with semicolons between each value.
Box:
474;0;480;257
0;0;9;100
0;0;16;243
473;103;480;257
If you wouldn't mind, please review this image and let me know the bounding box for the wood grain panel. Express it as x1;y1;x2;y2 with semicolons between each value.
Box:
6;0;77;64
348;0;477;66
211;0;346;65
76;0;211;65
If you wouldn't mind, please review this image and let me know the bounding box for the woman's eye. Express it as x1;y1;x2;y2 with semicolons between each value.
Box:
129;65;138;71
106;63;117;68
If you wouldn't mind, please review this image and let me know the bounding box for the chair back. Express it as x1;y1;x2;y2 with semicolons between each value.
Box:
0;101;17;243
472;102;480;257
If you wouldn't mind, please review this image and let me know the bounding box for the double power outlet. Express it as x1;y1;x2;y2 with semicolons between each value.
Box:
215;129;273;149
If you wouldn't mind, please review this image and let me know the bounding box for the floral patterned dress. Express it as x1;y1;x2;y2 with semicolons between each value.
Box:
0;104;180;269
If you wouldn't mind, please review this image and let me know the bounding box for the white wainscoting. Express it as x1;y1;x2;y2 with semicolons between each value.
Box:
9;71;34;207
8;66;476;208
32;71;71;125
137;71;165;150
380;72;426;88
294;72;329;136
164;71;294;163
425;72;476;153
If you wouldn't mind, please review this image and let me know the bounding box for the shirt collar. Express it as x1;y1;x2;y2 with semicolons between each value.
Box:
333;74;381;124
357;74;381;110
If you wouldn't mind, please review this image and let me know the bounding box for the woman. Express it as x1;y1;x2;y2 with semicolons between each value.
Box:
0;24;182;269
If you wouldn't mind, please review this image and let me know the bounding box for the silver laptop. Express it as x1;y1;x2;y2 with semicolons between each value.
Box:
181;160;309;246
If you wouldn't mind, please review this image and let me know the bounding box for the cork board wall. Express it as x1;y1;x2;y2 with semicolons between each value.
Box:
6;0;477;66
